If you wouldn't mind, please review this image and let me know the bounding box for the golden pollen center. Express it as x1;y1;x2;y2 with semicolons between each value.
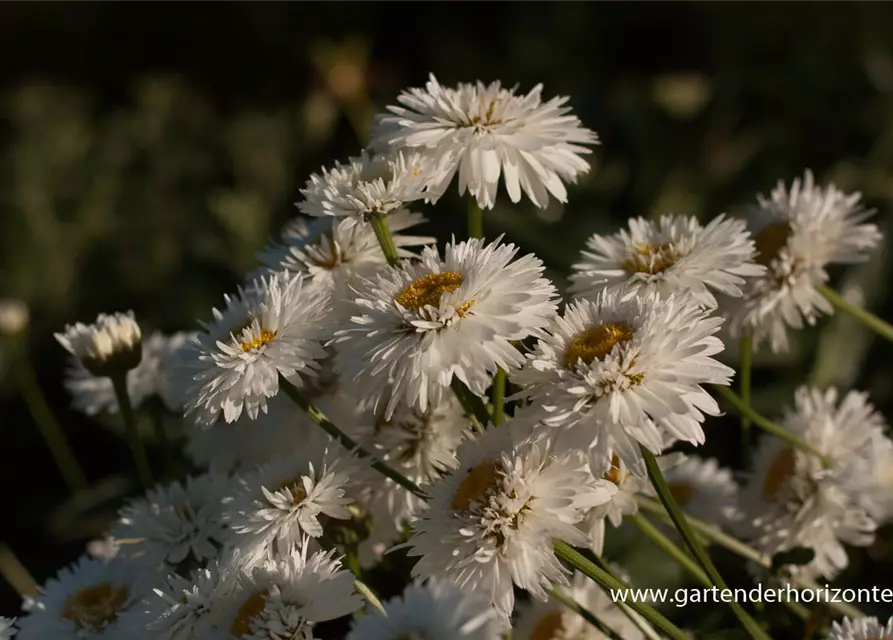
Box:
530;610;565;640
623;242;677;275
395;272;472;315
271;477;308;503
762;447;796;501
754;222;793;267
451;461;501;512
604;453;623;485
61;582;129;631
564;322;635;369
230;589;269;637
668;483;696;506
240;329;277;352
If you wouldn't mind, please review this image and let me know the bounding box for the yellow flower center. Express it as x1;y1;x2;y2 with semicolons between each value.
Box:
564;322;635;369
61;582;129;631
604;453;623;485
530;610;565;640
668;483;696;506
451;461;501;512
240;329;277;352
762;447;796;501
754;222;793;267
230;589;269;637
270;477;309;504
395;272;473;316
469;97;500;126
623;242;678;275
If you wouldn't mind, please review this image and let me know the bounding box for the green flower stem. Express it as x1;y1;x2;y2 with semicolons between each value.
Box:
491;369;506;426
820;285;893;343
368;212;400;266
553;540;689;640
550;587;624;639
13;342;86;493
0;542;37;597
641;447;771;640
467;199;483;239
636;497;865;620
110;374;154;490
278;375;428;500
630;514;711;586
354;579;386;615
450;377;490;429
148;398;174;475
740;335;753;467
713;386;829;466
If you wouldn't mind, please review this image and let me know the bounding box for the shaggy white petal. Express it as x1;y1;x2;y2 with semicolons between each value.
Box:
827;616;893;640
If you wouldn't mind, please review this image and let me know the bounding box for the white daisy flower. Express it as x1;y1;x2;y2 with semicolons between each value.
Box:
55;311;142;377
513;292;733;474
334;236;557;418
211;545;362;639
352;395;470;566
0;298;28;335
112;472;232;570
63;331;190;416
298;149;435;219
346;579;505;640
372;73;599;209
660;454;741;527
827;616;893;640
182;271;331;427
0;617;16;639
407;424;616;617
514;570;653;640
255;210;434;304
739;387;884;580
569;214;765;309
727;170;882;352
16;555;156;640
224;438;361;567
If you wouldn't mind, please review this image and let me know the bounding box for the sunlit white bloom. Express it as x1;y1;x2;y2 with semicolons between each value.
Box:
112;473;232;570
408;425;616;617
55;311;142;377
16;555;155;639
64;332;190;415
570;214;764;308
0;298;28;335
224;439;361;567
0;618;16;639
660;454;741;527
335;236;557;418
827;615;893;640
372;74;599;209
515;570;653;640
514;292;733;474
182;272;330;427
739;387;885;580
298;150;434;219
352;395;470;566
211;545;362;639
726;170;882;352
346;579;504;640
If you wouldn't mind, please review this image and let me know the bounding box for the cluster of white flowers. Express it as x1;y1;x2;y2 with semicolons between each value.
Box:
14;73;892;640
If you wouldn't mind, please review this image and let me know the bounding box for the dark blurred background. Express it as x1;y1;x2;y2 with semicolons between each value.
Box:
2;1;893;631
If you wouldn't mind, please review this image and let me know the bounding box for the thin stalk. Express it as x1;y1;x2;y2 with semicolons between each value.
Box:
467;199;483;239
550;587;623;639
641;448;771;640
13;341;86;493
713;386;829;466
0;542;37;597
740;335;753;468
630;514;711;586
355;579;386;615
553;540;689;640
111;374;153;490
450;377;490;429
636;497;865;620
820;285;893;343
368;212;400;266
278;375;428;499
148;399;173;475
491;369;506;426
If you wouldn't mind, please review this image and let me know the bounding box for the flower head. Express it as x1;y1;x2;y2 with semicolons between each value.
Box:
346;579;505;640
660;454;741;527
726;170;882;352
182;272;331;427
334;236;557;418
827;616;893;640
372;74;599;209
0;618;16;639
570;214;765;308
55;311;142;377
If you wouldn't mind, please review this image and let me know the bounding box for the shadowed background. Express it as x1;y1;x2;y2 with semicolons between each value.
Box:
2;2;893;633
